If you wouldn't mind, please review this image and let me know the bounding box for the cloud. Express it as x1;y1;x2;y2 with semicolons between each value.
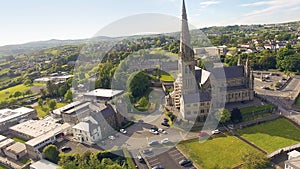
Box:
200;0;220;8
241;0;300;17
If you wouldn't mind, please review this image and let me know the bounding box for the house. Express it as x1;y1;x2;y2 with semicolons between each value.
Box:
4;142;27;160
30;159;59;169
0;139;15;155
72;103;126;144
0;107;36;132
285;150;300;169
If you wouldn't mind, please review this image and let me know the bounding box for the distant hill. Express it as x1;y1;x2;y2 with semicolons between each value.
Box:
0;36;113;57
0;20;299;57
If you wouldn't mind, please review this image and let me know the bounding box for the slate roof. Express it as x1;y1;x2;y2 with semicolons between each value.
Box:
182;92;211;104
208;66;244;79
72;121;98;133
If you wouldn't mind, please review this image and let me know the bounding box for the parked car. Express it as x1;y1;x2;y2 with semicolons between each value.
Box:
212;129;220;134
163;118;169;122
149;129;159;135
161;138;169;144
161;122;170;127
120;129;127;134
151;127;158;131
152;165;163;169
108;135;115;140
61;146;71;152
261;86;270;90
137;155;144;163
148;140;159;146
142;149;152;154
158;128;166;134
179;159;191;166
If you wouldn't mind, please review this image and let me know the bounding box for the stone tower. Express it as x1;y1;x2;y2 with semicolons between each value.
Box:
178;0;197;95
170;0;197;109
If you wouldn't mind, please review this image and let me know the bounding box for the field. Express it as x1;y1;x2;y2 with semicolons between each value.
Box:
295;93;300;106
35;102;68;118
237;118;300;153
0;83;45;102
177;135;260;168
0;164;8;169
12;137;26;144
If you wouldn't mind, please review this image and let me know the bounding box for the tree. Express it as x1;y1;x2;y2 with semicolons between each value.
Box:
214;108;231;123
231;108;242;123
48;99;57;111
38;98;43;107
25;90;32;96
43;144;60;164
13;91;22;98
242;151;268;169
128;71;151;98
23;78;32;86
64;90;73;102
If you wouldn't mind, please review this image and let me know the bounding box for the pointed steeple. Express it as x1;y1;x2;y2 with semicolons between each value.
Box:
180;0;191;50
182;0;187;20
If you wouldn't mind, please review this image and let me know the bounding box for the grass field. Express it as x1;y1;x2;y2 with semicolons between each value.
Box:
0;83;45;102
12;137;26;144
240;104;274;115
159;72;174;82
0;164;8;169
295;94;300;106
35;102;68;118
237;118;300;153
177;135;260;168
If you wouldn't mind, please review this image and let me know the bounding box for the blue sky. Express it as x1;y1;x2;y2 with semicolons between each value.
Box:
0;0;299;46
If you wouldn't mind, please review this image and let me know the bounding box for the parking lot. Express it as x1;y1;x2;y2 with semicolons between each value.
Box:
144;147;196;169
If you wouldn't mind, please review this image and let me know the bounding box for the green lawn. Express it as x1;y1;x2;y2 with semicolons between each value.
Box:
35;102;68;118
12;137;26;144
240;104;274;115
0;164;8;169
177;135;260;168
295;93;300;106
159;72;174;82
237;118;300;153
0;83;45;102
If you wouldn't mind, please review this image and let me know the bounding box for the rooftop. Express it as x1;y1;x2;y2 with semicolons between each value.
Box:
26;123;71;147
285;156;300;169
0;139;15;149
5;142;26;154
0;107;35;123
84;89;123;98
288;150;300;158
0;135;7;142
30;159;59;169
10;116;61;138
52;100;83;115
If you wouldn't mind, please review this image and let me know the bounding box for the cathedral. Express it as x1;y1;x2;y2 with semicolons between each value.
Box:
168;0;254;121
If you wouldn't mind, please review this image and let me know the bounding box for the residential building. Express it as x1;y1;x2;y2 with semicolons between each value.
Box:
30;159;59;169
4;142;27;160
285;150;300;169
72;103;126;144
0;107;36;132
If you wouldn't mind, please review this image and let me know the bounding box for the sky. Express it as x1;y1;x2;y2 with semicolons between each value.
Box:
0;0;299;46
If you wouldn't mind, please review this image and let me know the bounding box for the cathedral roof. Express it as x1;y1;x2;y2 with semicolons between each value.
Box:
208;65;245;79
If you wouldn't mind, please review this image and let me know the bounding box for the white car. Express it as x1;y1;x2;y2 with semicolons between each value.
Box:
149;129;159;135
161;138;169;144
108;136;115;140
212;129;220;134
158;128;167;134
120;129;127;134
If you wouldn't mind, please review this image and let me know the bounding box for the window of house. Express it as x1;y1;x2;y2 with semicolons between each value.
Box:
201;109;205;113
194;111;198;114
193;103;198;107
187;111;191;115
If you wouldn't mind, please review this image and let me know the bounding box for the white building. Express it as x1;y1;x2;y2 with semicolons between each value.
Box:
0;107;36;132
285;150;300;169
30;159;59;169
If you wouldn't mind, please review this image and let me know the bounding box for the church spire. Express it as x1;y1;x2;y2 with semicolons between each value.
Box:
182;0;187;20
180;0;191;50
